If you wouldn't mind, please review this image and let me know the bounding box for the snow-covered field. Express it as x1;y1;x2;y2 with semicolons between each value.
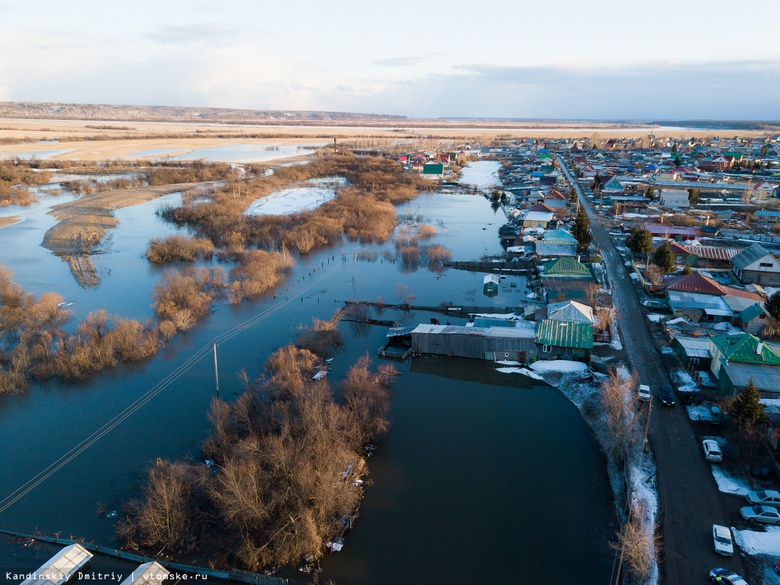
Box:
244;186;336;216
459;161;501;189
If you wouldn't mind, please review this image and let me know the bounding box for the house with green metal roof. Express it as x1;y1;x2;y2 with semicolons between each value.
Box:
541;257;592;279
709;332;780;397
421;162;445;177
535;319;593;362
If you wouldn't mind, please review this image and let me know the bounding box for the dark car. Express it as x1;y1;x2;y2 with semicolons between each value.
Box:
659;384;676;406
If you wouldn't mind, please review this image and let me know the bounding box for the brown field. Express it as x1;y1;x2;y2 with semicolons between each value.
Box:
0;118;772;162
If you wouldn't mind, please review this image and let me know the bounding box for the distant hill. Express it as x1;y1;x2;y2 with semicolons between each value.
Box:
0;101;408;124
650;119;780;131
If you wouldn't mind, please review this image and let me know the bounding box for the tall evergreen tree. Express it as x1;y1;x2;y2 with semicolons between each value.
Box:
765;290;780;320
731;378;767;429
572;205;593;249
652;242;675;274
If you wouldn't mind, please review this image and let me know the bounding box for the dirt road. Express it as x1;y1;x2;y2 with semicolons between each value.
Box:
556;156;747;585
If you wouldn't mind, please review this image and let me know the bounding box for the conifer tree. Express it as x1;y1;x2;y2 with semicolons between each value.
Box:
731;378;766;429
572;205;593;249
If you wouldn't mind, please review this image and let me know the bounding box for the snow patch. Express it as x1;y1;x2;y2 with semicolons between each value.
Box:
646;313;665;323
244;186;336;216
733;525;780;555
711;466;750;496
674;370;699;393
496;367;544;380
529;360;588;373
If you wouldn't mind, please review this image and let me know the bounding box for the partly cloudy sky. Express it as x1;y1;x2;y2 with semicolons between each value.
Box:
1;0;779;119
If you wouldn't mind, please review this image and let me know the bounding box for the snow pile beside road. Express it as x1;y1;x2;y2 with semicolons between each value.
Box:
711;466;750;496
496;367;544;380
530;360;588;373
686;404;710;422
628;453;660;585
734;525;780;555
674;370;699;393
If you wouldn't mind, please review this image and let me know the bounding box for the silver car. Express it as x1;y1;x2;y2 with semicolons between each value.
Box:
745;489;780;507
740;505;780;525
702;440;723;463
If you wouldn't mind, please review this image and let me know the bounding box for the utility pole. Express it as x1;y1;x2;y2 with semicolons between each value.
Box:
213;341;220;400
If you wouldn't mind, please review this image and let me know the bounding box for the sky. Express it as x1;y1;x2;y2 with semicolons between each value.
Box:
1;0;779;120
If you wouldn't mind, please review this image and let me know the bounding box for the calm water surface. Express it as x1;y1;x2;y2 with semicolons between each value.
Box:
0;165;615;582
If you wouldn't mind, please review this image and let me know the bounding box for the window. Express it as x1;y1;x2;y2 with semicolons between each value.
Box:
690;357;699;365
759;262;773;268
542;344;551;353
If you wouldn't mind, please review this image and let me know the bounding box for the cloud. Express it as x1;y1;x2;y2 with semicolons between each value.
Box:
144;24;264;47
374;56;432;68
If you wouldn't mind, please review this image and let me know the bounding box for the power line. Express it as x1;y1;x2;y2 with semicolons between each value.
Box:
0;258;346;516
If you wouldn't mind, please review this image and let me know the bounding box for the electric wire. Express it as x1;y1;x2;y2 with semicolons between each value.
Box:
0;257;347;515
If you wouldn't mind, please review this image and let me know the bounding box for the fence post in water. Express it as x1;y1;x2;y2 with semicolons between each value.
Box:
213;342;220;400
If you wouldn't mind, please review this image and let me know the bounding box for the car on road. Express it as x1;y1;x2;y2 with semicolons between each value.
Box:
702;440;723;463
740;505;780;525
645;300;668;311
637;384;651;402
745;489;780;507
659;384;676;406
709;567;748;584
712;524;734;556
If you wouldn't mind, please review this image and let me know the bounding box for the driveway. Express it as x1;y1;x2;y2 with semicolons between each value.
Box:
555;156;747;585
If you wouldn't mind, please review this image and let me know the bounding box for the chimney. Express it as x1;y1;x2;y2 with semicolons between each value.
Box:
756;342;763;357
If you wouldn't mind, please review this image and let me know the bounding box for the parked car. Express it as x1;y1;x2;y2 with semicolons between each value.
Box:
775;558;780;575
701;405;722;425
702;440;723;463
645;300;668;311
659;384;676;406
712;524;734;556
745;490;780;507
709;567;748;585
638;384;651;402
740;505;780;525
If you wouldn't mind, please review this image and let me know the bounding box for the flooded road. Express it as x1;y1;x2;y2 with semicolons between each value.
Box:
0;163;615;582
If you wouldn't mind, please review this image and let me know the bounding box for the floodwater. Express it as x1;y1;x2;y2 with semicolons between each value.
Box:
166;142;326;163
0;163;615;582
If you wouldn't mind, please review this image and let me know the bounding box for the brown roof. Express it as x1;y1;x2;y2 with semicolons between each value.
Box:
528;203;555;212
688;246;741;261
665;273;727;295
721;286;763;301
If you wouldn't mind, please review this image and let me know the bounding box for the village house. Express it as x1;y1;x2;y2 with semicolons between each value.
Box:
708;333;780;398
535;228;577;258
410;322;538;363
658;189;690;209
535;319;593;362
731;243;780;287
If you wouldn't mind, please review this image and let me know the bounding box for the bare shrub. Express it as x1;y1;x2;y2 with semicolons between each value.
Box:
417;224;437;238
146;235;215;263
611;500;661;582
296;311;344;358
